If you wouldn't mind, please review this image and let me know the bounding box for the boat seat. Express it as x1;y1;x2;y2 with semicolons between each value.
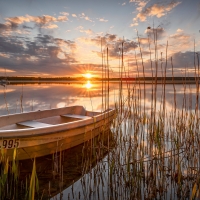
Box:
61;114;91;119
17;120;51;128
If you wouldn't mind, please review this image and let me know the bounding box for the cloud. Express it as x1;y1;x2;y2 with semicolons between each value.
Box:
90;34;118;47
136;0;149;12
0;23;12;33
59;12;69;16
0;36;25;54
76;26;84;30
176;28;183;33
0;53;10;58
5;16;30;25
166;51;200;77
129;0;147;3
134;1;181;22
0;67;15;72
144;27;166;41
98;18;108;22
130;22;138;27
0;21;19;34
168;31;193;53
79;13;93;22
0;34;78;76
138;37;149;45
54;38;76;49
57;16;68;21
44;24;58;29
22;25;33;30
80;29;93;35
72;14;77;18
0;23;9;31
88;34;138;59
127;50;200;77
170;32;190;41
6;15;68;25
76;26;93;35
4;14;68;30
84;16;92;22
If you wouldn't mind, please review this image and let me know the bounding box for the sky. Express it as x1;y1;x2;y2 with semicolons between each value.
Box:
0;0;200;77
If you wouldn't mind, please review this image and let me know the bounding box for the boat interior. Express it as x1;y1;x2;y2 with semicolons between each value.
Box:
0;106;102;131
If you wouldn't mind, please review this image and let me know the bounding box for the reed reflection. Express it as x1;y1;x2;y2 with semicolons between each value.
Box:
18;130;115;199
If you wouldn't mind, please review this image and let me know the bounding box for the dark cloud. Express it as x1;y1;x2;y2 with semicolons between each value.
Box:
0;14;74;76
35;34;54;45
90;34;118;46
0;36;25;54
126;51;200;77
145;27;165;40
90;34;138;59
0;23;9;32
54;38;76;50
0;22;18;32
166;51;200;76
107;40;138;58
0;33;78;76
22;25;33;30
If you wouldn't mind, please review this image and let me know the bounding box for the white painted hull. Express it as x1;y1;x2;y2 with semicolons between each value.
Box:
0;106;115;160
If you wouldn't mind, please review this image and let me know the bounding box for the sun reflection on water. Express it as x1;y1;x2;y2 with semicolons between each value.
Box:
84;80;92;89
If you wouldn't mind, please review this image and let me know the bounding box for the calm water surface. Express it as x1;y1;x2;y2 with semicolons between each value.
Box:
0;81;198;115
0;81;199;199
0;81;116;115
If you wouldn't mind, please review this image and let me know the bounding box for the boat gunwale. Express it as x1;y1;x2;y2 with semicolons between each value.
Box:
0;109;115;138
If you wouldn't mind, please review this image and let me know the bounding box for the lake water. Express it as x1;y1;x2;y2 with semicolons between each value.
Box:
0;81;198;115
0;81;199;199
0;81;114;115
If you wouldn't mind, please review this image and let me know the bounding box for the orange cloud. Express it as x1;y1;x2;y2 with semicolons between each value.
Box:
0;67;15;72
5;14;68;29
72;14;77;18
80;29;93;35
44;24;58;29
134;1;181;22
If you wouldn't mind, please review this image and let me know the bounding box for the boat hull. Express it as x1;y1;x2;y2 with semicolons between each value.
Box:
0;106;115;160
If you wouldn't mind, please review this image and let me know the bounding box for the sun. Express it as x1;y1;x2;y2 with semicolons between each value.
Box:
85;73;92;79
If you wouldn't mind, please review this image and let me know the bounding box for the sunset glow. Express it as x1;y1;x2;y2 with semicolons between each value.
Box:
85;73;92;79
0;0;199;78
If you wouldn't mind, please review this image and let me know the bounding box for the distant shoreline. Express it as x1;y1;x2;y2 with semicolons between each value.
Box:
0;76;199;81
0;76;199;84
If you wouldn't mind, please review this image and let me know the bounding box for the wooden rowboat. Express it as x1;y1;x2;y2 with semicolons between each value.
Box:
0;105;115;161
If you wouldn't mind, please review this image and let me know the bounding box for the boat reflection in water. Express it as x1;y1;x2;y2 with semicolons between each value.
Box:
19;129;115;199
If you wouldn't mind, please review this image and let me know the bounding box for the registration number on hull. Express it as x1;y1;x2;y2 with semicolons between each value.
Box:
0;139;20;149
